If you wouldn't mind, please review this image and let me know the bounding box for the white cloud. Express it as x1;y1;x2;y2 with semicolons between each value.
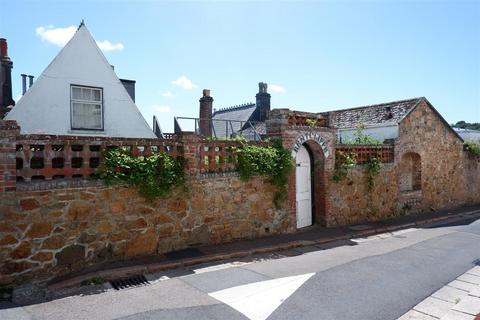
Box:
96;40;124;52
153;105;171;113
161;91;173;97
269;84;286;93
171;76;196;90
36;25;76;47
35;25;124;52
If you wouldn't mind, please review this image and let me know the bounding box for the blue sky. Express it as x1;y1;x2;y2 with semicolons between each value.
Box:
1;0;479;132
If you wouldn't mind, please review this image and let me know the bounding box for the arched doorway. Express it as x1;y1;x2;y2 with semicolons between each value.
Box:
296;145;312;228
291;132;330;228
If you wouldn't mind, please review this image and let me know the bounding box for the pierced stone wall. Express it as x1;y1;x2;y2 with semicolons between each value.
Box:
0;175;287;286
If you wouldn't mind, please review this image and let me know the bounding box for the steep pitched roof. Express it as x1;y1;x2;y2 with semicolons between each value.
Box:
211;103;256;138
331;98;422;128
6;23;155;138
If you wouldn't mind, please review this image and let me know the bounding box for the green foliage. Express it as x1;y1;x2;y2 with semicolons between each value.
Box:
332;151;356;182
305;119;318;127
365;156;382;191
452;121;480;131
81;276;105;286
464;140;480;156
343;126;382;145
99;148;185;201
233;140;294;208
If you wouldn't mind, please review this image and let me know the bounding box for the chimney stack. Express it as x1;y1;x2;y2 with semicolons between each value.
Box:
28;75;34;88
0;38;15;113
120;79;136;102
21;74;27;95
255;82;271;122
0;38;8;58
199;89;213;137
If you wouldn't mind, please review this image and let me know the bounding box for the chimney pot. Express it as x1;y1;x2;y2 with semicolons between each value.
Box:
0;38;7;58
203;89;210;97
28;75;34;88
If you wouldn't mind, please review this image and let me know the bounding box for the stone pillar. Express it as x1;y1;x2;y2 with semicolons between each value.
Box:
266;108;290;140
178;132;202;176
199;89;213;137
0;120;19;192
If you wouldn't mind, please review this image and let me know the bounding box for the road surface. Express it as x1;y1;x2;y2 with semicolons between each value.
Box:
1;217;479;320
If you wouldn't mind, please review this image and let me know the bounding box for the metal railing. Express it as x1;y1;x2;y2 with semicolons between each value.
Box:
174;117;264;141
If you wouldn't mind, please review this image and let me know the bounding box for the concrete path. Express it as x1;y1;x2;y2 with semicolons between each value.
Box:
398;267;480;320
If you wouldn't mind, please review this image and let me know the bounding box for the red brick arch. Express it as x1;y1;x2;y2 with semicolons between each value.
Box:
296;139;327;226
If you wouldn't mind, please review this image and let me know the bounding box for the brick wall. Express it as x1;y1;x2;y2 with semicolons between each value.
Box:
0;121;19;192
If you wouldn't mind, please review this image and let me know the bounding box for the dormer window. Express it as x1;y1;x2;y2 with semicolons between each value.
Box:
71;85;103;130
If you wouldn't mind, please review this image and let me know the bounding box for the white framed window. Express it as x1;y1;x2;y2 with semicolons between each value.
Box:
71;85;103;130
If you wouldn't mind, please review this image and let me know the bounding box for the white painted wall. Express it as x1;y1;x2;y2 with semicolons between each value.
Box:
6;25;155;138
337;124;399;143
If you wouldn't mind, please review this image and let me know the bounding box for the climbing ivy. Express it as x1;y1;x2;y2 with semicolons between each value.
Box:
465;141;480;156
233;139;294;208
343;126;382;145
332;151;357;182
365;155;382;191
99;148;185;201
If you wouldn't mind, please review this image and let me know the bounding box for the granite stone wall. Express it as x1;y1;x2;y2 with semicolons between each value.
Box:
0;175;287;286
326;100;480;226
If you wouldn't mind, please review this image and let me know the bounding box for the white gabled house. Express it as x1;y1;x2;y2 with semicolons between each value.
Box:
6;23;156;138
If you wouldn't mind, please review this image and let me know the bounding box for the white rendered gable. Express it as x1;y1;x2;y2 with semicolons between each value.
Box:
6;25;155;138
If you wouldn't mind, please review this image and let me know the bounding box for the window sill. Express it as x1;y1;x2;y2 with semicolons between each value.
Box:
68;130;106;135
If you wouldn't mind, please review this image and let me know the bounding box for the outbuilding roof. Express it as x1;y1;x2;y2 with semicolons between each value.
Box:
211;103;256;138
331;97;422;128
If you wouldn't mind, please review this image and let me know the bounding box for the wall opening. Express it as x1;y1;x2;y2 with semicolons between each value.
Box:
400;152;422;192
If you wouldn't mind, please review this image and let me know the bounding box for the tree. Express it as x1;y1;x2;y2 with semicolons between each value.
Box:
451;121;480;131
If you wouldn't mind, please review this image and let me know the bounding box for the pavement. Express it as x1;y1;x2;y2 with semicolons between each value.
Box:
0;205;479;319
398;266;480;319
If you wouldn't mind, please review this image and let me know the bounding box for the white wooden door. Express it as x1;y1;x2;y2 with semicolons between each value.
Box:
296;145;312;228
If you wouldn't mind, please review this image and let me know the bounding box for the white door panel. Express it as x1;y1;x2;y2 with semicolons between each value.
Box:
296;145;312;228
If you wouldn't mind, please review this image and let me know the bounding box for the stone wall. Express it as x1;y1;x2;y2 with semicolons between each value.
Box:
326;164;400;226
0;175;287;286
326;100;480;226
396;100;474;211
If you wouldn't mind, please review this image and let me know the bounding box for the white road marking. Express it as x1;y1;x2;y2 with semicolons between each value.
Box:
209;273;314;320
352;228;419;243
193;261;251;274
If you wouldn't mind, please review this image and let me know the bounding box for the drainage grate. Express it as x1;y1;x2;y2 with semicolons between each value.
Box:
109;275;150;290
0;287;13;302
